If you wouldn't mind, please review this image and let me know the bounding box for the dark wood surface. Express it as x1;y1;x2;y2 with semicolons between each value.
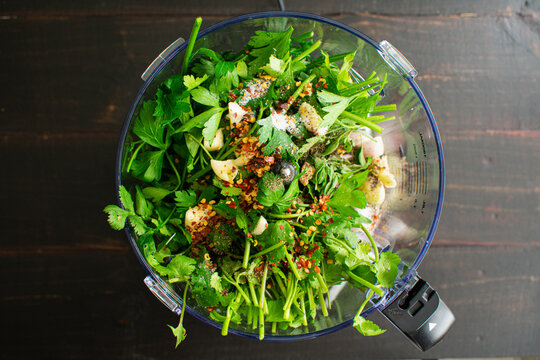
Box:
1;1;539;359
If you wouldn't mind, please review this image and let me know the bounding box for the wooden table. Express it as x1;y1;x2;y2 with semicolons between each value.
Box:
1;1;539;358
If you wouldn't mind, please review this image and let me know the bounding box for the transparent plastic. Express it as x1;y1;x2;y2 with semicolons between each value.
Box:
116;12;445;341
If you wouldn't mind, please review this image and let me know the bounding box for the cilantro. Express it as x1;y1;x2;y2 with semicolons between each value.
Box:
353;315;386;336
135;185;153;218
328;171;368;212
256;172;285;207
166;254;197;283
374;251;401;288
191;261;221;307
255;220;293;263
256;116;295;155
220;187;242;197
103;205;130;230
183;74;209;90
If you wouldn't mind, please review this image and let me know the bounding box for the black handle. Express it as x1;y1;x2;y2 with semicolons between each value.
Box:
380;275;454;351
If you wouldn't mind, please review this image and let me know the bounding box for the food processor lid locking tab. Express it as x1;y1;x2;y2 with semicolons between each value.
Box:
378;40;418;79
380;275;454;351
141;37;186;81
143;276;182;315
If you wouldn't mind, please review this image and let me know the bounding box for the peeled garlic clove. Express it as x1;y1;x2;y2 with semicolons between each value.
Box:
228;102;247;127
203;128;224;152
350;132;385;158
232;156;248;167
377;156;397;188
298;102;326;135
185;206;209;228
251;216;268;235
211;159;238;183
360;176;386;207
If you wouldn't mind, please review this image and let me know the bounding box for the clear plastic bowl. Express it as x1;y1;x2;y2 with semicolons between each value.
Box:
116;11;447;345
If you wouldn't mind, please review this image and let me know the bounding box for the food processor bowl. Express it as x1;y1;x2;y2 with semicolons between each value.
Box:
116;11;454;351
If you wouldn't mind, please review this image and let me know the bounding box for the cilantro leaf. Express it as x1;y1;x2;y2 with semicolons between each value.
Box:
256;172;285;207
103;205;130;230
236;60;248;78
167;254;197;283
133;101;169;150
255;220;292;263
353;315;386;336
221;186;242;197
174;190;197;208
235;208;248;232
191;262;221;307
191;87;220;107
168;322;186;347
375;251;401;288
183;74;209;90
118;185;134;212
128;215;148;236
131;150;165;182
328;171;368;212
210;272;224;293
257;117;274;144
261;55;287;77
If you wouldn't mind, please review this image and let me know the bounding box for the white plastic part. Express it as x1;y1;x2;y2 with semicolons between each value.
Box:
143;276;182;315
141;37;185;81
378;40;418;79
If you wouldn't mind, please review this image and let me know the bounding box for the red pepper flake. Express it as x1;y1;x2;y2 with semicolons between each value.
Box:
287;96;295;104
322;230;327;237
280;224;285;230
314;265;321;274
247;233;253;238
327;218;334;225
208;306;216;312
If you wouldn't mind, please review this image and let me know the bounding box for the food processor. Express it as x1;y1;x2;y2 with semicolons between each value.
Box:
116;11;454;351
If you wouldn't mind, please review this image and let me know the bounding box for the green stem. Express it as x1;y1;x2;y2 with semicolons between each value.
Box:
188;135;214;159
271;321;277;333
267;211;310;219
178;283;189;335
315;272;328;294
185;166;211;183
258;306;265;340
307;286;316;319
318;287;328;316
222;303;232;336
300;295;308;326
248;281;259;307
181;17;203;76
292;40;321;64
354;291;375;320
342;111;383;133
165;152;182;191
346;270;385;297
217;140;240;160
358;223;379;262
252;308;258;330
283;247;301;281
250;242;283;259
291;31;314;43
242;236;250;269
274;274;287;296
290;222;308;230
287;74;316;110
259;262;268;310
126;142;144;173
309;51;355;66
215;135;232;159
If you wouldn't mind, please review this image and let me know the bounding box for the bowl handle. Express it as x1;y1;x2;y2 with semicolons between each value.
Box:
380;275;455;351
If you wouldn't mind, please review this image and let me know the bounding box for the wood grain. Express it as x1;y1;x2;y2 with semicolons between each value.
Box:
1;1;539;359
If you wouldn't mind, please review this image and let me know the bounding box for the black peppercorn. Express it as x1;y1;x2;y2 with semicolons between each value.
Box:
272;161;296;185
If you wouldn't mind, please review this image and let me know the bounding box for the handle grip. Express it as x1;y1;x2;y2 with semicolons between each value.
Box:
380;275;454;351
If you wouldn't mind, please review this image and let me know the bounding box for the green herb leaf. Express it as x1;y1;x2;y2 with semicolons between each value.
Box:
221;187;242;197
135;185;153;218
167;254;197;283
131;150;166;182
142;187;172;202
177;106;223;132
183;74;209;90
353;315;386;336
118;185;134;212
103;205;130;230
174;190;197;208
235;208;248;232
374;251;401;288
128;214;148;235
202;108;224;144
133;101;169;149
256;172;285;207
191;87;220;107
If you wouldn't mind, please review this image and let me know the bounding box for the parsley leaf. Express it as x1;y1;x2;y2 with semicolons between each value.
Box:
142;187;172;202
202;108;225;144
191;86;220;107
374;251;401;288
135;185;153;218
131;150;166;182
328;171;368;212
174;190;197;208
154;86;191;125
133;101;169;150
183;74;209;91
248;27;294;72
